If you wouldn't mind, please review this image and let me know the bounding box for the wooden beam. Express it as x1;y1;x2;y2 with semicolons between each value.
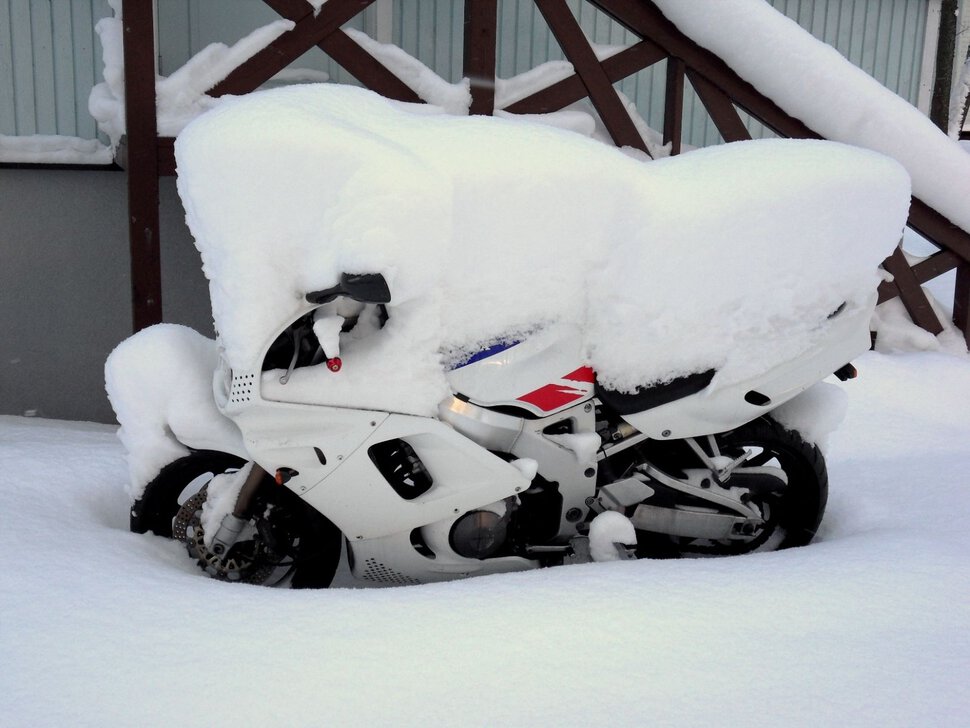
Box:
122;0;162;331
878;250;959;303
588;0;820;140
157;137;176;177
955;263;970;346
209;0;375;97
686;68;751;142
882;246;944;334
504;40;665;114
319;30;422;103
908;197;970;264
464;0;498;115
535;0;649;154
663;57;684;154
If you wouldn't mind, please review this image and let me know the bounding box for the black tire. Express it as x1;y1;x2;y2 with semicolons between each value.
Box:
131;450;245;537
131;451;341;588
715;416;828;551
636;416;828;557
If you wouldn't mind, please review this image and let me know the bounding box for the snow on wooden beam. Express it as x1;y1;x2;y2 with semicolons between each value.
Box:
882;247;944;335
318;30;421;103
589;0;819;140
209;0;376;97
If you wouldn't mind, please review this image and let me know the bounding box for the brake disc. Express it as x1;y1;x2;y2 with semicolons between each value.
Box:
173;488;276;584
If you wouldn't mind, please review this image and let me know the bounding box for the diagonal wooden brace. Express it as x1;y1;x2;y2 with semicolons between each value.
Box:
534;0;650;155
504;40;665;114
882;246;944;335
209;0;376;97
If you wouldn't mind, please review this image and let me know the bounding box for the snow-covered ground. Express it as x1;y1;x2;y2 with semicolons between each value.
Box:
2;348;968;727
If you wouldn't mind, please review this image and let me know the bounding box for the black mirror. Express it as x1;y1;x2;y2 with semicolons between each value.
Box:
306;272;391;305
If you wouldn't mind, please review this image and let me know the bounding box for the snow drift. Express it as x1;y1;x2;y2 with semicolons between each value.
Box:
172;84;909;416
8;350;970;726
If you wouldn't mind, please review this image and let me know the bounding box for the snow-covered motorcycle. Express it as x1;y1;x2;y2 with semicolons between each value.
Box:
122;270;869;588
109;84;909;589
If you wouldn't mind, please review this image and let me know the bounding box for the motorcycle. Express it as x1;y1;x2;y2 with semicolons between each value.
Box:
124;270;870;588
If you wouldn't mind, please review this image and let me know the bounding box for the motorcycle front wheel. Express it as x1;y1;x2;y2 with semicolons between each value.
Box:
131;451;341;588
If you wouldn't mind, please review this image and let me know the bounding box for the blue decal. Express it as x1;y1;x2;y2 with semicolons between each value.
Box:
450;340;521;370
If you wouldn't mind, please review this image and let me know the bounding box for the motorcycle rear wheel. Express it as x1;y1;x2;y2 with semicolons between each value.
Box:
131;451;341;588
636;416;828;557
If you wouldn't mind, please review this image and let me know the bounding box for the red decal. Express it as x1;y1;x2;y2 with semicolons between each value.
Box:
517;384;586;412
563;366;595;383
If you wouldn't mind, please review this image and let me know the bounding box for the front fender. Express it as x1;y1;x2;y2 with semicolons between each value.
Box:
105;323;248;500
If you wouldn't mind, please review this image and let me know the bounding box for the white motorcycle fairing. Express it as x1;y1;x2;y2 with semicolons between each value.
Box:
189;284;873;585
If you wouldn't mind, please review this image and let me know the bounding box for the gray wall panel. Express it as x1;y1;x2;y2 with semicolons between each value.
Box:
0;169;213;423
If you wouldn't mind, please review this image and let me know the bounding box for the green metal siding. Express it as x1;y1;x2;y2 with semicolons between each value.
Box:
0;0;111;138
0;0;933;146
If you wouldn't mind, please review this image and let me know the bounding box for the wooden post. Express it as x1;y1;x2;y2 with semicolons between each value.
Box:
955;264;970;347
464;0;498;115
122;0;162;332
663;57;684;154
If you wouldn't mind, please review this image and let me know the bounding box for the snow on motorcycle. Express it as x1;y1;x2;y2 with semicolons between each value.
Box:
106;85;911;588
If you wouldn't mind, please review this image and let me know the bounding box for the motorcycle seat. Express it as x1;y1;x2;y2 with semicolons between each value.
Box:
595;369;716;415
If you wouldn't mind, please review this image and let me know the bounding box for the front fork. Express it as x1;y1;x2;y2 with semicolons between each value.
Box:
207;462;269;560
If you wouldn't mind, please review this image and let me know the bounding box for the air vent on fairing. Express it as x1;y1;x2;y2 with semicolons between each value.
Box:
361;557;420;585
367;439;433;500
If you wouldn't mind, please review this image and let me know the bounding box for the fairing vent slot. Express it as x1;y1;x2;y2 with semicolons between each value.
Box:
744;390;771;407
368;439;433;500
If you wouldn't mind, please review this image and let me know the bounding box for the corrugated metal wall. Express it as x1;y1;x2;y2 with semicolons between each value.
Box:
0;0;111;138
0;0;932;146
155;0;374;84
396;0;930;147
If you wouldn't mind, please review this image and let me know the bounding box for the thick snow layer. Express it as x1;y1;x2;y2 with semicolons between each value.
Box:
652;0;970;235
104;324;245;499
588;510;637;562
771;381;847;453
0;134;113;165
175;84;908;415
3;350;969;726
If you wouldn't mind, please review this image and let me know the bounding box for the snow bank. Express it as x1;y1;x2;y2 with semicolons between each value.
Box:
4;351;970;726
105;324;245;498
652;0;970;235
175;84;909;415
